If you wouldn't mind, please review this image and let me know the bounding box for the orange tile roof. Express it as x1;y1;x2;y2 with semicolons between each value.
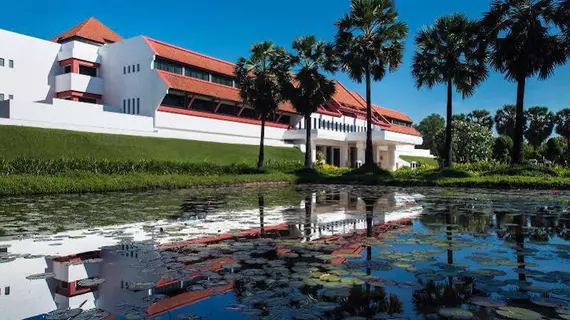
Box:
52;17;122;44
157;70;296;114
373;104;413;123
145;37;236;77
385;124;422;136
333;82;364;109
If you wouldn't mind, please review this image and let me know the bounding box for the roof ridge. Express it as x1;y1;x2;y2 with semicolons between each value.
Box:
373;103;412;119
146;37;236;67
89;17;123;41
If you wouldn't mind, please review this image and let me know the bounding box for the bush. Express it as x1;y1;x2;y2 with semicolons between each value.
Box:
343;164;392;177
314;163;351;176
481;164;560;177
0;158;303;176
436;120;494;164
492;135;513;163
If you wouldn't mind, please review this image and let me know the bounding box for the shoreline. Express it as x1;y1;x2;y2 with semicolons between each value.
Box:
1;172;570;196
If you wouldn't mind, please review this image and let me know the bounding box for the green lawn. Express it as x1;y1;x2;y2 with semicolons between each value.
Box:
0;125;303;164
399;155;438;166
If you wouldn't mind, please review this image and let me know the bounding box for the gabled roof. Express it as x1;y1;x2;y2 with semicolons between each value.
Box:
157;70;296;114
373;104;413;123
52;17;122;44
145;37;236;77
384;124;422;137
333;82;364;109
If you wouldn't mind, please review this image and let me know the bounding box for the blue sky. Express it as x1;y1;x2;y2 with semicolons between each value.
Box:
2;0;569;123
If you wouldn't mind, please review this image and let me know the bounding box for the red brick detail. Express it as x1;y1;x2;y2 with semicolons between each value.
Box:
56;91;102;100
157;106;290;129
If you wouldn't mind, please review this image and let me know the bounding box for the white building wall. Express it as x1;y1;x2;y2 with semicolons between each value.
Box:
0;29;61;103
57;40;101;63
55;73;104;95
154;111;290;147
99;36;168;117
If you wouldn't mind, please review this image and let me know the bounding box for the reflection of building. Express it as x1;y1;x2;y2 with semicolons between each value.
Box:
1;191;423;320
0;18;431;171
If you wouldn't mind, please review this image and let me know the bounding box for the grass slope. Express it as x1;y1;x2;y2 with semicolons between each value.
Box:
0;125;302;164
399;155;438;166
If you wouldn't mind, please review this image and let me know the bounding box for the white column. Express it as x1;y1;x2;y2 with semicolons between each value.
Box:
356;142;365;168
340;143;349;168
387;145;397;171
310;140;317;164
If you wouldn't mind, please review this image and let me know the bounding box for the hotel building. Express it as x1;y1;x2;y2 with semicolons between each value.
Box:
0;18;431;170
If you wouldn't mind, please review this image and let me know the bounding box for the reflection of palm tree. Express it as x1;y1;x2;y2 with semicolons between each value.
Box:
412;281;466;315
304;195;312;242
515;214;526;284
331;285;403;318
258;191;265;235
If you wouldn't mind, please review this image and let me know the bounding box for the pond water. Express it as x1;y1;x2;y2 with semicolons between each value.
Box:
1;185;570;320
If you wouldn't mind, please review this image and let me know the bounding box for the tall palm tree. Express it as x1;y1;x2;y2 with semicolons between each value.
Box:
285;36;337;168
481;0;568;164
467;109;494;130
524;106;554;150
335;0;408;168
235;41;292;169
412;14;488;168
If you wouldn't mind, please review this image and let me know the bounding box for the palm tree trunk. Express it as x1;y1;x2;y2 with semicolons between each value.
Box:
365;68;374;167
512;77;526;164
257;116;266;170
304;112;312;168
258;191;264;235
445;79;453;168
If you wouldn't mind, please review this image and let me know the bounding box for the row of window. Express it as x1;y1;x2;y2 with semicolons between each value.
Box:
389;118;412;127
161;94;290;125
123;98;141;114
0;94;14;101
0;58;14;68
297;118;369;133
123;64;141;74
154;58;236;88
0;286;10;295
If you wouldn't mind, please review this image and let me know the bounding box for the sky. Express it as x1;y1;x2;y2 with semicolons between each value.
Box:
1;0;569;123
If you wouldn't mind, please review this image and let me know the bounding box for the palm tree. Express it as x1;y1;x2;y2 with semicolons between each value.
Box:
412;14;488;168
524;106;554;150
467;109;494;130
335;0;408;168
481;0;568;164
235;41;292;169
285;36;337;168
494;104;518;139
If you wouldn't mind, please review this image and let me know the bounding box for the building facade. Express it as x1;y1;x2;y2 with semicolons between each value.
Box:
0;18;431;170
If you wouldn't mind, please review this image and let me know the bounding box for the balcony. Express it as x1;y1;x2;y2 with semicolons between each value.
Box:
55;73;103;95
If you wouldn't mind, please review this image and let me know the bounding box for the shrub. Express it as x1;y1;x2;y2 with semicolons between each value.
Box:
481;164;560;177
435;120;494;164
492;135;513;163
343;164;392;178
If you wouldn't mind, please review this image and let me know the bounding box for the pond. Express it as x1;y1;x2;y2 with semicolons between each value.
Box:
0;185;569;320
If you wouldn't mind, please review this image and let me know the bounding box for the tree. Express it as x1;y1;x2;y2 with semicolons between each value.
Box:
412;14;487;168
555;108;570;163
543;137;564;164
481;0;568;164
235;41;292;169
524;106;554;150
285;36;337;168
452;114;468;122
414;114;444;155
435;120;494;164
493;135;513;163
494;104;518;139
335;0;408;168
467;109;493;130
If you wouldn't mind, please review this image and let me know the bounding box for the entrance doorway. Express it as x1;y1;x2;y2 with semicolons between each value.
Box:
349;147;357;168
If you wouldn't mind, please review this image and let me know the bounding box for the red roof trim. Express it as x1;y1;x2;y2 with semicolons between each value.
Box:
158;106;290;129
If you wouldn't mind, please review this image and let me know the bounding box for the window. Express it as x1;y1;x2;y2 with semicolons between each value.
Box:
78;97;96;104
132;99;135;113
128;65;131;73
123;66;126;74
79;65;97;77
132;65;135;73
313;118;316;129
123;99;126;113
8;60;13;68
4;286;9;295
161;94;185;108
211;74;234;87
185;67;209;81
137;98;140;114
137;64;140;72
191;99;214;113
277;115;291;125
0;58;4;67
217;104;236;116
154;59;183;75
240;108;256;119
8;95;13;100
63;65;72;73
127;98;131;114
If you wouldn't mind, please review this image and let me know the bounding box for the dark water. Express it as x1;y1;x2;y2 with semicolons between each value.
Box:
1;185;570;320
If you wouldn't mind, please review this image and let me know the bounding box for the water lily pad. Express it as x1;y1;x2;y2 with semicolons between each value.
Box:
438;308;473;319
495;307;542;320
469;297;507;307
531;298;567;308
